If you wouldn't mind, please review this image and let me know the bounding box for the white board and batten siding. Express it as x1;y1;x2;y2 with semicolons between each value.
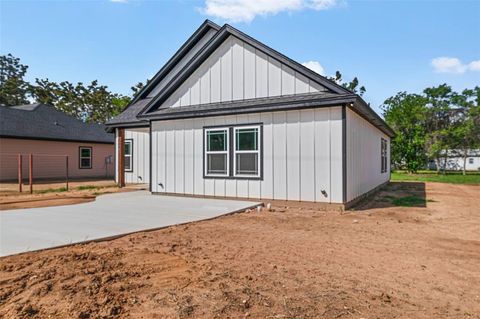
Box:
151;107;344;203
346;108;390;202
124;128;150;184
160;35;328;109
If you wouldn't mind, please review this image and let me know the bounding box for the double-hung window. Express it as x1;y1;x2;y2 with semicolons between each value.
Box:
124;140;133;172
79;146;92;169
204;124;262;179
205;128;229;177
234;126;260;177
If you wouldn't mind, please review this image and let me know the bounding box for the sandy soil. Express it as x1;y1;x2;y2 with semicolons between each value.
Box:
0;182;479;318
0;181;142;210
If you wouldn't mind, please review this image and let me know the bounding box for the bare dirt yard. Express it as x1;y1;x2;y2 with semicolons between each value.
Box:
0;180;138;210
1;182;479;319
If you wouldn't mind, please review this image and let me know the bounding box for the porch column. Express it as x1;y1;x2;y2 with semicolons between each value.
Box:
118;128;125;187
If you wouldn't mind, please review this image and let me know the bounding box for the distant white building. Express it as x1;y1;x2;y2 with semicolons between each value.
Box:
432;149;480;171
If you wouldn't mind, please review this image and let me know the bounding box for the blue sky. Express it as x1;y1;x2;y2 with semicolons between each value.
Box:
1;0;479;114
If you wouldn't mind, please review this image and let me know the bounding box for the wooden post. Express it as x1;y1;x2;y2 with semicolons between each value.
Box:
29;154;33;194
65;156;69;191
18;154;22;193
118;128;125;187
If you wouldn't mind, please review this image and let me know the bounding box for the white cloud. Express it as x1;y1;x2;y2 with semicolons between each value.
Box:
302;60;325;75
201;0;340;23
431;57;480;74
468;60;480;72
110;0;128;3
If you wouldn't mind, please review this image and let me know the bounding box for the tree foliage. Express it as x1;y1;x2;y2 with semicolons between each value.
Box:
382;92;428;172
328;71;366;96
383;84;480;174
0;53;31;106
0;53;142;123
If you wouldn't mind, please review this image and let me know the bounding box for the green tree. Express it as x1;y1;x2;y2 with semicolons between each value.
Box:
329;71;366;96
423;84;457;173
31;79;129;123
450;87;480;174
131;81;146;98
0;54;31;106
382;92;428;172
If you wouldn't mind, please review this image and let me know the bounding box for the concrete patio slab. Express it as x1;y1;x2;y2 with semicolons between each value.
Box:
0;191;260;257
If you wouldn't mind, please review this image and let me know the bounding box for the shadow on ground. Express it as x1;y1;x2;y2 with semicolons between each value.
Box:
353;182;427;211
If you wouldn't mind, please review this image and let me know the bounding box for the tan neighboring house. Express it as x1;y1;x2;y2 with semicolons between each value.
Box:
0;104;114;181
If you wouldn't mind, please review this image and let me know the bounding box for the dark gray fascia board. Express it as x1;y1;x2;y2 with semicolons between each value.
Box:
141;94;357;122
349;97;396;138
125;20;221;108
0;135;114;145
105;121;150;133
140;23;351;116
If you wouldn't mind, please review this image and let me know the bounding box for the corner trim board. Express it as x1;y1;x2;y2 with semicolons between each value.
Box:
342;104;347;203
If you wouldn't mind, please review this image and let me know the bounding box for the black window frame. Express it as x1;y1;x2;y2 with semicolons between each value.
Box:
124;139;133;172
380;138;388;173
79;146;92;169
203;123;263;180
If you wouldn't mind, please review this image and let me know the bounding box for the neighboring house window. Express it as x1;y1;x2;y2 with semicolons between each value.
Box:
205;128;229;177
204;124;262;179
79;146;92;169
234;126;260;177
469;158;474;164
124;140;133;172
381;138;388;173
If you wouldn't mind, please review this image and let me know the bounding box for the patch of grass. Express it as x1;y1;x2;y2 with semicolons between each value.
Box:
36;187;68;194
392;196;426;207
391;170;480;185
76;185;100;191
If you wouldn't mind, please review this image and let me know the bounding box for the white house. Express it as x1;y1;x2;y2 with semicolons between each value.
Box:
431;149;480;171
106;20;395;208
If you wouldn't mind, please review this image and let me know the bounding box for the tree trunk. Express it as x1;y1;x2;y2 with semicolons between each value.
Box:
435;158;441;174
442;151;448;175
462;148;468;176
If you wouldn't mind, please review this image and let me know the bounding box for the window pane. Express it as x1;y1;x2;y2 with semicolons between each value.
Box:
207;130;227;151
124;156;131;170
81;148;91;157
207;154;227;175
81;158;91;168
236;153;258;175
125;142;131;155
236;128;257;151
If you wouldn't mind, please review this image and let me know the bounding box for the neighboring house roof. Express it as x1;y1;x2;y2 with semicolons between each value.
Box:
106;20;395;138
0;104;114;144
440;149;480;157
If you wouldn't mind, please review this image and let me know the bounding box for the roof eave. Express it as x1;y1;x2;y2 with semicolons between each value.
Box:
138;94;356;122
126;20;221;108
350;96;396;138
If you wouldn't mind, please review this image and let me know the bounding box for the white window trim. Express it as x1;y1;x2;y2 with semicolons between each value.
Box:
204;127;230;177
124;139;133;172
233;125;261;178
79;146;92;169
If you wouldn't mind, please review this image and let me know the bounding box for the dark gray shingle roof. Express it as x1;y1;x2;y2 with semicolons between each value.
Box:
105;98;151;125
0;104;114;143
143;92;395;138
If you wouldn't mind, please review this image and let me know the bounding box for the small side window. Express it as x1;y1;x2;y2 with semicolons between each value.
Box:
125;140;133;172
380;138;387;173
469;158;474;164
79;147;92;169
